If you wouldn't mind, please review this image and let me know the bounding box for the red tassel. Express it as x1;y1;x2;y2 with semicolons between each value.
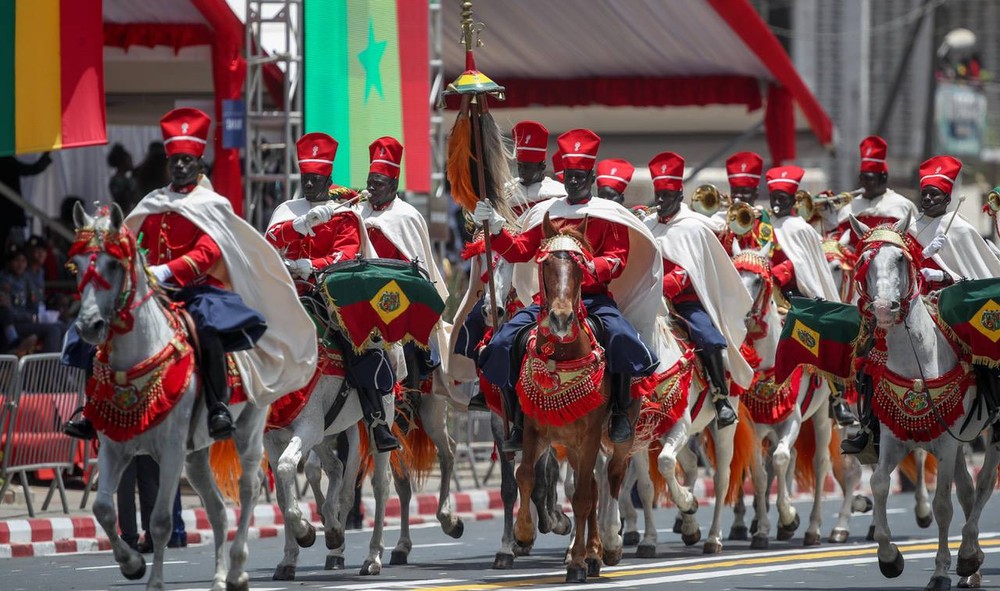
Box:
460;239;486;260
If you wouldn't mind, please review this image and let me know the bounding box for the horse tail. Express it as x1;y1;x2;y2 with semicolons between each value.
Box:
829;428;845;490
357;420;374;481
209;439;243;505
726;405;757;505
647;440;669;505
397;421;436;486
793;420;818;493
553;444;569;462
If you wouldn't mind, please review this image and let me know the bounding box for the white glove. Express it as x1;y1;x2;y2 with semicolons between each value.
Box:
150;264;173;284
292;215;314;237
287;258;313;280
921;267;946;282
473;201;504;235
305;203;335;228
922;233;948;259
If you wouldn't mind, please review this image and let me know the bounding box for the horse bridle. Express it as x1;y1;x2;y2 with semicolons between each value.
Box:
536;235;590;345
732;250;773;339
853;227;920;326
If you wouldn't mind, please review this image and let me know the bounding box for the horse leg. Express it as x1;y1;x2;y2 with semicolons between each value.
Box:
619;453;641;547
319;429;360;571
303;450;326;509
264;432;301;580
749;427;773;548
360;436;392;576
872;436;907;579
957;435;1000;586
914;448;933;529
926;441;958;590
490;414;519;569
390;463;413;565
587;470;604;577
224;410;266;591
773;416;801;540
535;447;569;536
805;417;832;546
657;418;695;515
566;438;599;583
275;434;319;548
830;451;862;543
514;426;542;553
729;481;748;541
145;446;186;591
705;422;735;554
420;392;464;539
601;445;630;567
92;444;146;581
186;447;229;591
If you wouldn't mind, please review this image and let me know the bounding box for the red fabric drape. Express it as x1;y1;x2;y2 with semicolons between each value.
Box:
764;84;795;166
103;23;213;52
443;75;763;111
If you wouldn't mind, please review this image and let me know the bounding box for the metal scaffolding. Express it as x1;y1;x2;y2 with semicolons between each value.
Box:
244;0;303;230
429;1;446;200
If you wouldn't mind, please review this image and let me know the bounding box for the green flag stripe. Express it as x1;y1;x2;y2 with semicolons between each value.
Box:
0;0;16;156
304;0;350;180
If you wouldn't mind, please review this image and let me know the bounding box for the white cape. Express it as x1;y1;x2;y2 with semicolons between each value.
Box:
510;177;567;212
128;186;318;406
771;215;841;301
646;204;754;388
513;197;669;370
828;188;917;238
910;214;1000;280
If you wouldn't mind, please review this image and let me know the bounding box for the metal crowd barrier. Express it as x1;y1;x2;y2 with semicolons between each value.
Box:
0;353;86;517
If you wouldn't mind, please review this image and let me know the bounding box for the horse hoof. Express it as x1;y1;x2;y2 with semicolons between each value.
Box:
958;571;982;588
389;550;408;566
925;575;952;591
272;564;296;581
828;528;849;544
681;529;702;546
446;519;465;539
359;559;381;576
513;541;533;557
553;514;572;536
623;531;640;547
728;525;749;541
777;514;800;541
703;541;722;554
636;543;657;559
603;548;622;567
750;534;769;550
956;550;985;578
586;557;602;577
916;512;934;529
121;559;146;581
866;524;876;541
673;515;684;534
226;580;250;591
681;500;699;516
803;532;821;547
878;545;904;578
565;565;587;584
325;555;345;570
296;522;317;548
326;528;344;550
492;553;514;569
750;518;759;536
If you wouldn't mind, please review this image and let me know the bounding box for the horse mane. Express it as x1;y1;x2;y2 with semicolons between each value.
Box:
556;224;593;254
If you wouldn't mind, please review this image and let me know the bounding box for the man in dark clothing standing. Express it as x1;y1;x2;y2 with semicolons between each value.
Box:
0;153;53;248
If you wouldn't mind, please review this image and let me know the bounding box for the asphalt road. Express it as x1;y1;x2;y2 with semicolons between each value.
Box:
4;492;999;591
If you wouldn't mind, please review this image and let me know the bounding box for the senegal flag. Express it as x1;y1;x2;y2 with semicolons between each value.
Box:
304;0;429;192
0;0;106;156
775;297;861;385
937;279;1000;368
321;259;445;353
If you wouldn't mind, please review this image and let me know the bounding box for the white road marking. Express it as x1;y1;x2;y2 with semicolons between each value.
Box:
413;542;463;548
75;561;187;571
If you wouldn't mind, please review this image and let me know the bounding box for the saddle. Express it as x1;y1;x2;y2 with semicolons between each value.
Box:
511;315;606;379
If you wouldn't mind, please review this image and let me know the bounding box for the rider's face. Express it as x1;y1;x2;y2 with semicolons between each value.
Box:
168;154;200;188
302;173;332;202
563;169;594;204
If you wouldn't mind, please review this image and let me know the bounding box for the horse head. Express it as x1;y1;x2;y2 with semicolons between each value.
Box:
822;238;856;302
849;212;916;329
538;212;590;342
482;256;516;326
69;202;143;344
733;241;774;333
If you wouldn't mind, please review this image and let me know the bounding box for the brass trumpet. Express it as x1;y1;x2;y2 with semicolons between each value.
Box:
987;189;1000;216
726;200;761;236
795;188;861;223
691;184;729;217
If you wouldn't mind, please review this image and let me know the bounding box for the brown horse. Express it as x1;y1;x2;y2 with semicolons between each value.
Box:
513;212;638;584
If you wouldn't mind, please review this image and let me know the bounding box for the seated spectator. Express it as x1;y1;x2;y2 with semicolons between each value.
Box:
0;296;38;355
108;144;139;214
0;245;65;352
27;234;77;322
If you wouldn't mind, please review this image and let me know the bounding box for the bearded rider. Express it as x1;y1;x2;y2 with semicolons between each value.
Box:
64;108;315;441
264;132;400;453
646;151;754;427
474;128;662;451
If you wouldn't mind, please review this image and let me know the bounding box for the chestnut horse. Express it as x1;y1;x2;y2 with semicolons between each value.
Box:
513;213;637;584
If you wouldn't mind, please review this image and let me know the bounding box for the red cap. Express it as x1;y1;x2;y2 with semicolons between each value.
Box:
551;149;565;182
160;107;210;158
765;165;805;194
726;151;763;188
556;129;600;171
648;152;685;192
297;132;338;177
369;136;403;179
596;159;634;194
919;155;962;194
512;121;548;163
859;135;888;174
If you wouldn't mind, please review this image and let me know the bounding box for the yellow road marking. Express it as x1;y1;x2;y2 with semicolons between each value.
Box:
417;538;1000;591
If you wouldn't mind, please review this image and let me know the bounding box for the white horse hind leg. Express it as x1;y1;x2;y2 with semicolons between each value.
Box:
420;389;465;538
805;416;832;546
773;413;802;541
620;453;641;547
185;447;230;591
225;408;267;591
705;422;735;554
954;443;984;588
913;448;933;529
145;444;186;591
92;442;146;581
264;431;300;581
390;460;413;565
490;413;519;569
312;433;350;570
871;434;908;579
657;417;695;516
830;450;862;543
360;394;395;576
926;440;959;590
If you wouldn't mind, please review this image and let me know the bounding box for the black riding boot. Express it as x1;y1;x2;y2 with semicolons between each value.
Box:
199;330;234;440
609;373;637;443
358;387;400;453
700;349;737;428
63;407;96;440
841;373;878;456
467;391;489;412
500;388;524;452
829;383;856;427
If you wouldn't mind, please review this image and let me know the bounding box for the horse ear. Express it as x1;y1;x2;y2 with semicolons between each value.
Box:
893;210;911;235
731;239;742;256
759;240;774;258
72;201;91;229
848;214;870;239
109;202;125;230
578;215;589;236
542;211;557;238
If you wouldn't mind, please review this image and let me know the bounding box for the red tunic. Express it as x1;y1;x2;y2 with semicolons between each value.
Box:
492;210;629;296
266;211;362;278
661;258;699;305
367;227;407;261
139;212;222;287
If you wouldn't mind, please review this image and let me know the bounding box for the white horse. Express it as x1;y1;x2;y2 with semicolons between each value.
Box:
850;213;999;591
70;204;267;591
